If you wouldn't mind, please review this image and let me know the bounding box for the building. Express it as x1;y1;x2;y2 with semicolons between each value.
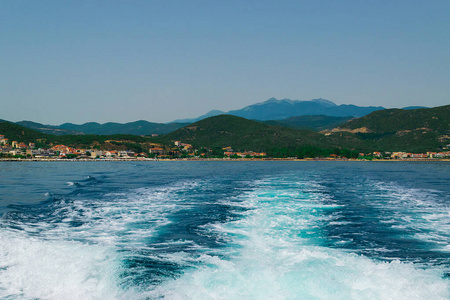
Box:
149;148;165;155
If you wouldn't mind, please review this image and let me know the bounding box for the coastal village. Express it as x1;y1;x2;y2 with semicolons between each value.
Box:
1;134;449;161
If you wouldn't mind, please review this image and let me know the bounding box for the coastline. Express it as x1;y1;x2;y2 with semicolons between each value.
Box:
1;158;449;162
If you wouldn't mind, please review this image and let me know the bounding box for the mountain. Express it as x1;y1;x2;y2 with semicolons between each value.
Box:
164;105;449;154
0;119;158;152
59;120;188;136
331;105;450;152
15;121;83;135
15;120;189;136
162;114;335;151
337;105;450;133
173;98;385;123
402;106;428;110
263;115;354;131
0;120;50;143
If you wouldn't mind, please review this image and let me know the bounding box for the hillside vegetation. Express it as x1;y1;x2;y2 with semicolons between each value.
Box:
162;115;345;151
263;115;353;131
332;105;450;152
15;121;83;135
0;120;156;152
2;105;448;155
338;105;450;133
0;120;50;142
59;120;188;135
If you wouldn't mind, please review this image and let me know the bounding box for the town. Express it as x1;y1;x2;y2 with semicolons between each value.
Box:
1;134;449;161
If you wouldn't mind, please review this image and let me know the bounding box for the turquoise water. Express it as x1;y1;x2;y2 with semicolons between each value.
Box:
0;161;449;299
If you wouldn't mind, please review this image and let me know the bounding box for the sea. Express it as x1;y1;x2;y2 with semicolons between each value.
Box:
0;161;448;299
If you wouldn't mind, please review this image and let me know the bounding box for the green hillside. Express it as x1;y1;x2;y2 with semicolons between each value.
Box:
334;105;450;152
339;105;450;133
263;115;353;131
58;120;188;135
162;114;340;151
0;120;156;152
15;121;83;135
0;120;50;143
2;105;448;156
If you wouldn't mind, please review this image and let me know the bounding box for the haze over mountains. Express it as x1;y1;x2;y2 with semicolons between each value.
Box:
2;104;449;154
174;98;387;123
9;98;427;136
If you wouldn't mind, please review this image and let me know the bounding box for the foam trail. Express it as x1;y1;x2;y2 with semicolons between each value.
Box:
0;229;122;299
0;168;448;299
0;180;205;299
150;177;449;299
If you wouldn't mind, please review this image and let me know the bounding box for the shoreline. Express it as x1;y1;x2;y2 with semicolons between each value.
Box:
0;158;449;162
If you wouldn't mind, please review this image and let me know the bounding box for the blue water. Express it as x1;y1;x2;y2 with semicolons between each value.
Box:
0;161;449;299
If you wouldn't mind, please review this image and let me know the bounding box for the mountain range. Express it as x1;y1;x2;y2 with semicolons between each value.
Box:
2;105;449;154
11;98;426;136
173;98;387;123
163;105;450;153
14;120;189;136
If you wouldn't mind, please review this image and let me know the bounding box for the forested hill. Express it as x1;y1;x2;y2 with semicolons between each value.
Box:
162;114;340;151
2;104;448;154
13;120;189;136
337;105;450;133
263;115;353;131
328;105;450;152
0;120;155;152
0;120;50;143
58;120;188;135
163;105;450;153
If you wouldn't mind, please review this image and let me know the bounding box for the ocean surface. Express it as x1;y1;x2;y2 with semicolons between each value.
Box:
0;161;449;299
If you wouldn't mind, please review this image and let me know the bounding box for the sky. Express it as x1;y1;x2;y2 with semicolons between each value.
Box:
1;0;449;124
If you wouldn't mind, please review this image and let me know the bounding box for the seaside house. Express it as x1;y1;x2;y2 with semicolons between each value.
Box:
410;153;427;159
104;151;117;158
373;152;382;158
149;148;165;155
118;151;129;157
90;151;103;158
222;146;233;152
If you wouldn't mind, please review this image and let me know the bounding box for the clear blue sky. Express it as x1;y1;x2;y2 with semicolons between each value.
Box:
1;0;449;124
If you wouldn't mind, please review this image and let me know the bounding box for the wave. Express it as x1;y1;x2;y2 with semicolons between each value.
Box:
0;169;448;299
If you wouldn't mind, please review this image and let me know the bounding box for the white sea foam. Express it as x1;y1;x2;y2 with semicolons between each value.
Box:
373;182;450;253
0;179;205;299
0;229;122;299
150;177;449;299
1;174;448;300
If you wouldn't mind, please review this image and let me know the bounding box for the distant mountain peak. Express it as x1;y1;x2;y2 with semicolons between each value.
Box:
171;97;384;123
310;98;337;107
259;97;336;107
